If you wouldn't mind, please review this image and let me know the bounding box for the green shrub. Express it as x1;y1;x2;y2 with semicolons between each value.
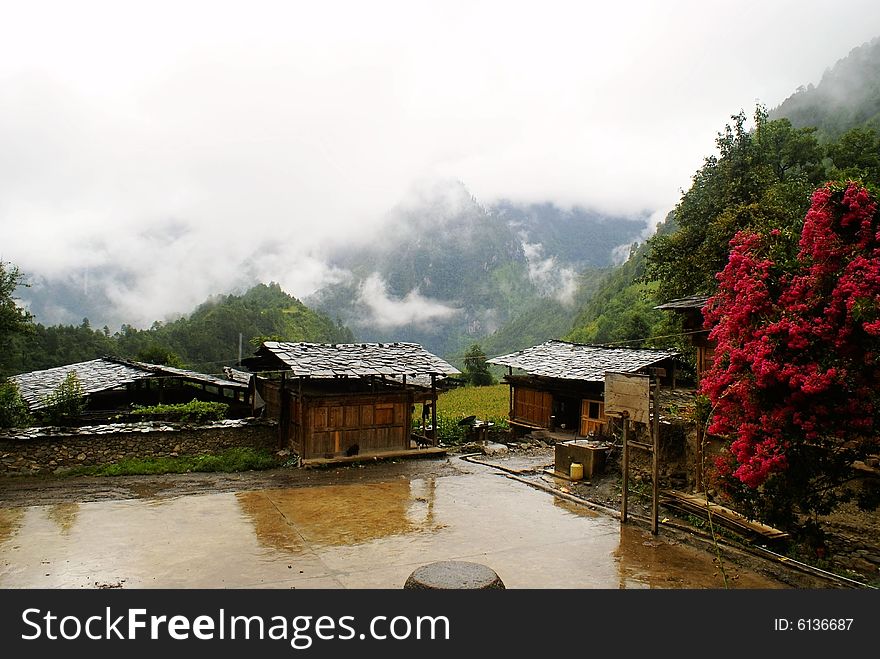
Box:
40;371;85;426
65;447;278;477
130;399;229;423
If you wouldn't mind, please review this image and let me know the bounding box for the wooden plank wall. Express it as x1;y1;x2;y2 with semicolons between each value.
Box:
512;387;552;428
258;380;282;419
697;345;715;382
305;393;410;459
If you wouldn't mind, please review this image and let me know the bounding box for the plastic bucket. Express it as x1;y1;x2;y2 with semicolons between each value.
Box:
569;462;584;481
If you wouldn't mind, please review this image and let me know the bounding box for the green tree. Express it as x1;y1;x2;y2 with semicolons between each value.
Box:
0;380;31;428
0;262;32;338
463;343;494;386
0;261;34;377
827;126;880;182
646;107;825;301
136;344;184;367
1;262;36;425
41;371;86;426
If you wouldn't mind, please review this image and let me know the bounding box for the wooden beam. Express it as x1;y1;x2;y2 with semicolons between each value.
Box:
621;417;629;524
278;371;288;450
431;374;438;447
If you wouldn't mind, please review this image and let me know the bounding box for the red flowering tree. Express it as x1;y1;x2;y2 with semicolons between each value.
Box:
702;181;880;533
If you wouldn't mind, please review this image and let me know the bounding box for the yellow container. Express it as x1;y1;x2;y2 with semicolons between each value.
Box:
569;462;584;481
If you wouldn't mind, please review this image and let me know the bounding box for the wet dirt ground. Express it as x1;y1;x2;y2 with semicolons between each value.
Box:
0;450;836;588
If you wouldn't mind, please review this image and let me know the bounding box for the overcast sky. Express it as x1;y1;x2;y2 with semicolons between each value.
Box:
3;0;880;327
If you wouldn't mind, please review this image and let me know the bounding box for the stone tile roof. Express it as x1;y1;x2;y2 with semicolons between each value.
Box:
133;362;248;391
245;341;460;378
223;367;254;385
387;374;446;389
0;417;268;441
488;340;680;382
654;295;710;310
10;358;246;411
10;358;155;410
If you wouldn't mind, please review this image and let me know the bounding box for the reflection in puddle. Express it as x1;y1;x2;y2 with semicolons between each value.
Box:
0;472;786;589
238;480;441;550
46;503;79;535
0;508;25;546
614;523;782;589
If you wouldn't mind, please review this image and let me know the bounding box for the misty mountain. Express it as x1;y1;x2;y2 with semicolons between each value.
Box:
5;283;353;375
306;180;648;360
771;37;880;138
20;265;139;330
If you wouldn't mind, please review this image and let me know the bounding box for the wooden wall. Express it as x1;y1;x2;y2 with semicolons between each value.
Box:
696;345;716;383
512;386;552;428
511;380;608;437
255;377;429;460
304;393;410;459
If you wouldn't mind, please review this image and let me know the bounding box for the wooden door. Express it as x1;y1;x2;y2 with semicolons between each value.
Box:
579;399;605;437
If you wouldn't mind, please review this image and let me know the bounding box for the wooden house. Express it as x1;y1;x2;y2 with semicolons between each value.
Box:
241;341;460;464
9;357;251;422
653;295;713;381
488;340;680;438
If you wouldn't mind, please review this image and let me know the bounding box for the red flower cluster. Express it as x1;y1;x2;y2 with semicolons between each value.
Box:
702;182;880;488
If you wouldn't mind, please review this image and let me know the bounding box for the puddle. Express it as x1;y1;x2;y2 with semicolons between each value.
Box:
0;470;784;589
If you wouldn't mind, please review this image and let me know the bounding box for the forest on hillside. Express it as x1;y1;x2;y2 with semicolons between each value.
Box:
0;282;353;377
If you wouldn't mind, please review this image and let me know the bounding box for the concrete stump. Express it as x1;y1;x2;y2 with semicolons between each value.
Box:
404;561;506;589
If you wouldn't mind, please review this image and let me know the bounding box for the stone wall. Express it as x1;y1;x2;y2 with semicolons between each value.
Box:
0;419;279;476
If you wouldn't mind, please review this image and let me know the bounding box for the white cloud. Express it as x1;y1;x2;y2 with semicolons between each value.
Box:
357;274;460;330
521;239;579;305
1;0;879;325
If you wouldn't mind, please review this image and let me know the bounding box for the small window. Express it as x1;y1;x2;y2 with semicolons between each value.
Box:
588;401;601;420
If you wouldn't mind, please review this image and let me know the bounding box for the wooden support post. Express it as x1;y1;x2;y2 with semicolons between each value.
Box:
430;374;438;447
696;426;705;493
651;376;660;535
621;416;629;524
278;372;288;450
298;376;304;456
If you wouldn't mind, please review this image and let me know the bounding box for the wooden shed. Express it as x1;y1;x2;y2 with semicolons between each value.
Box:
654;295;713;382
488;340;680;438
9;357;251;422
241;341;460;465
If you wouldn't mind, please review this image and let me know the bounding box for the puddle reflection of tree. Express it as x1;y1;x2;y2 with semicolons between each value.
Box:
237;479;441;553
0;508;26;546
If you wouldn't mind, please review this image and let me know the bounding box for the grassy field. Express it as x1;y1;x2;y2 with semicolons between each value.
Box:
414;384;509;443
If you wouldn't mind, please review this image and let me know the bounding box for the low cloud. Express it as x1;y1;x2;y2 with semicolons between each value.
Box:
3;2;878;328
610;207;672;265
521;239;579;305
357;273;461;330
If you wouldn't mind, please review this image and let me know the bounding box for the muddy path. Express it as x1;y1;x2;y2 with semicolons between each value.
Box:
0;453;468;508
